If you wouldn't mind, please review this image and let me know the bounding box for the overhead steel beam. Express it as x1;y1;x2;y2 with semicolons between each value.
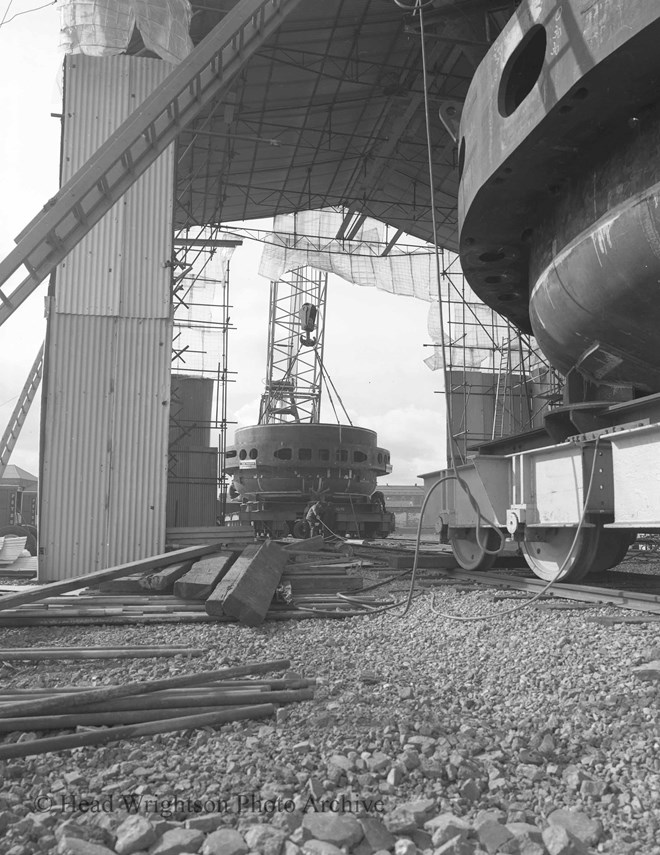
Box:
0;0;303;329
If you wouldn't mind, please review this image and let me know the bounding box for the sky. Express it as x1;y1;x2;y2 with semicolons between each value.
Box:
0;2;447;486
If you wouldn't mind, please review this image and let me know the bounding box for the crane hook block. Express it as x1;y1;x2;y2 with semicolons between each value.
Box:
299;302;318;332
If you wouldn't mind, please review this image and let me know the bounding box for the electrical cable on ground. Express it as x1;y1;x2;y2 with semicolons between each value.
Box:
389;0;592;620
427;440;601;621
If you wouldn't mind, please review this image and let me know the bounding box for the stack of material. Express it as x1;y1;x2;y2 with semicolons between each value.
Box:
0;539;369;627
166;526;254;550
349;542;457;570
280;558;365;595
0;659;314;759
205;541;289;624
0;536;27;566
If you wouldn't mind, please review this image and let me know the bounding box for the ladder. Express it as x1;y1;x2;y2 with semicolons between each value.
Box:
0;343;45;479
491;342;511;440
0;0;302;329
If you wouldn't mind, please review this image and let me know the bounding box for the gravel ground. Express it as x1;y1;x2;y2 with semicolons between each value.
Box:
0;563;659;855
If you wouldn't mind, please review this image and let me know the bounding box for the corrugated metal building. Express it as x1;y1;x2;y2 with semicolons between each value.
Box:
39;55;174;580
380;485;427;533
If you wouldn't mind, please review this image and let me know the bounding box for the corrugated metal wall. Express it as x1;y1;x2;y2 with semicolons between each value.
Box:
166;447;218;528
40;55;174;580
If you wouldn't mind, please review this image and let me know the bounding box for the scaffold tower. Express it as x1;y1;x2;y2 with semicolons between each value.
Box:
259;266;328;425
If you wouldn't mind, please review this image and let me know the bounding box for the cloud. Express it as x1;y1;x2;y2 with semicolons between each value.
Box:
352;404;447;483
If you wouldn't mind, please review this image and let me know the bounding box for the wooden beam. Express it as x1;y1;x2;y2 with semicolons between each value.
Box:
173;552;239;600
281;536;325;553
139;561;195;593
206;542;288;625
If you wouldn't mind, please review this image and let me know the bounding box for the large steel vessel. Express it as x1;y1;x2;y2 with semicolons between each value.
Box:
459;2;660;395
437;0;660;581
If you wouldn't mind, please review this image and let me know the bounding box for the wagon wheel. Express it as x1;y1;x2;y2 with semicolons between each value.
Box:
291;519;310;539
521;527;600;582
449;528;502;571
586;529;637;575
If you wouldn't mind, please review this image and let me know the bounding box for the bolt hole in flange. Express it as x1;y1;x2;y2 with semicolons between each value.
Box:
498;24;547;118
479;250;506;263
458;137;466;179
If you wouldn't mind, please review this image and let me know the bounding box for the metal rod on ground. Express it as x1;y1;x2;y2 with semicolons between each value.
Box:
0;647;207;660
0;677;316;701
0;610;364;625
0;705;276;760
0;688;315;714
0;660;290;719
0;679;315;695
0;706;250;731
0;609;364;627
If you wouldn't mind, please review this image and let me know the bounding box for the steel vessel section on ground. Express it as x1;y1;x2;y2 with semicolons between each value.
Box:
225;423;391;501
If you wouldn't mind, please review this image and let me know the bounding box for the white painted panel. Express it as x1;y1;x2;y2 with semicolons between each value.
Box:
610;425;660;525
531;446;583;525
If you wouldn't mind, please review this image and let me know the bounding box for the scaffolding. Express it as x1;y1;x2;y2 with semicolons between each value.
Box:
167;231;240;526
434;252;563;463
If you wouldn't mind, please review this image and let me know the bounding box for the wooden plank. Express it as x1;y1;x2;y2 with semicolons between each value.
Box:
281;565;350;575
0;613;223;626
0;705;275;760
0;544;226;612
139;561;195;593
205;541;288;625
174;552;239;600
586;614;660;625
280;536;325;553
0;608;359;625
284;576;363;595
166;526;254;547
98;574;150;594
285;555;351;567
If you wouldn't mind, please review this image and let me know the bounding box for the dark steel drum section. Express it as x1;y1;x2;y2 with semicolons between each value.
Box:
225;423;391;501
458;1;660;393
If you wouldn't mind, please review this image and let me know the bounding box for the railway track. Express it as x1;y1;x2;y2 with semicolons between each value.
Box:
418;567;660;619
359;538;660;619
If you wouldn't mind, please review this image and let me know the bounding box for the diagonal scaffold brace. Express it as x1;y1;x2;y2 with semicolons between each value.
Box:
0;0;303;329
0;342;44;479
